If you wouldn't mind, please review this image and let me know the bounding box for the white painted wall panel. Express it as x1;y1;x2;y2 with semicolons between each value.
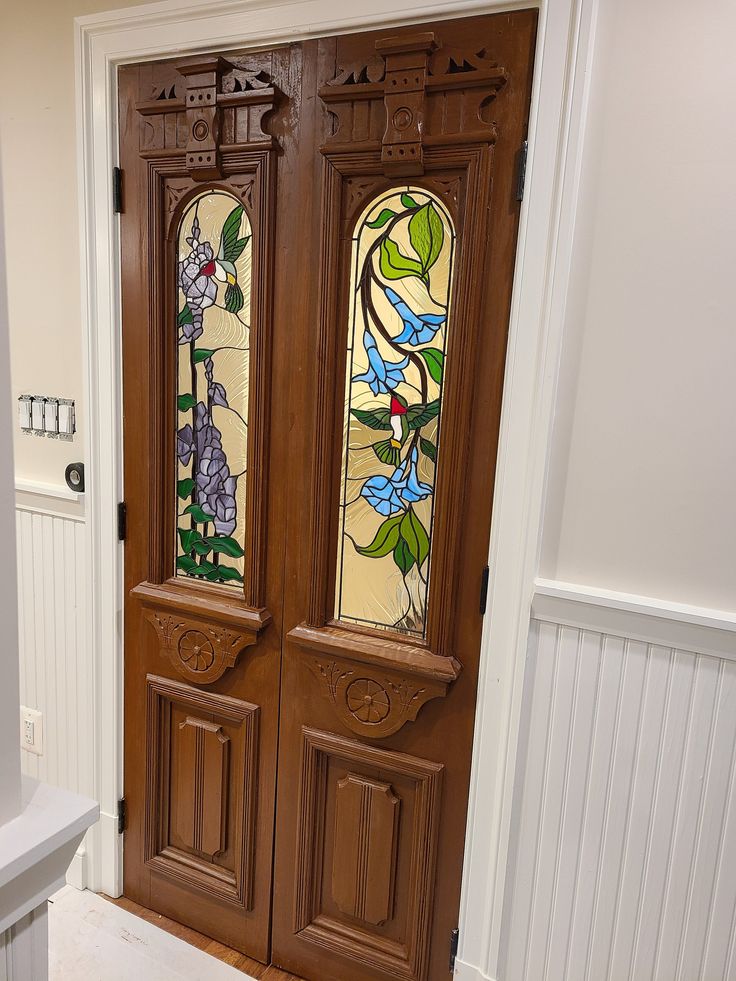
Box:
14;503;93;816
500;621;736;981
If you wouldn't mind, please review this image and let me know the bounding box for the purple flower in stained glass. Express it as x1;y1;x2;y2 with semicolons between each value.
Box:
177;217;218;343
361;447;431;516
177;423;194;466
352;328;409;396
205;356;229;408
384;287;446;346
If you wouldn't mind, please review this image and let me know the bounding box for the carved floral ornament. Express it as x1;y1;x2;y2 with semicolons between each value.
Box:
319;33;508;174
131;581;270;685
306;654;450;739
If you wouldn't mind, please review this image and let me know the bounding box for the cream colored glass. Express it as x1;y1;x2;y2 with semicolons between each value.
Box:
335;187;455;637
175;190;251;586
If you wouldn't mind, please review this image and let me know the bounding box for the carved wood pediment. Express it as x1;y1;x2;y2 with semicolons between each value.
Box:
319;33;508;172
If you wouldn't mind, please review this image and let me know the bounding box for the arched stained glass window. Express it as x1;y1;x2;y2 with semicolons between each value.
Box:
335;187;455;638
175;190;251;586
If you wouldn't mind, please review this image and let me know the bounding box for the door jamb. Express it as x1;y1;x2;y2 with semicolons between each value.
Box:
75;1;597;976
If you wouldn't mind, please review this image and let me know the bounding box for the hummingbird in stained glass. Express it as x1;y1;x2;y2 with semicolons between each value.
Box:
199;205;250;314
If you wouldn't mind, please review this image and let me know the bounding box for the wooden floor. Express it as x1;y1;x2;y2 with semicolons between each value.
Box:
103;895;304;980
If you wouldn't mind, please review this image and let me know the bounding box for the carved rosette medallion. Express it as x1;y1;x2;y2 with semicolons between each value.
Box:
306;655;446;738
346;679;391;724
178;629;216;673
142;608;255;684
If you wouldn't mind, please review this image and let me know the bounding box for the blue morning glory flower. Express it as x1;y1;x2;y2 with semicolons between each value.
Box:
361;448;432;516
352;328;409;395
384;287;446;346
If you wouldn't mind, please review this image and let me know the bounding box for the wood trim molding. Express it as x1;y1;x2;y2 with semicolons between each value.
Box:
532;579;736;662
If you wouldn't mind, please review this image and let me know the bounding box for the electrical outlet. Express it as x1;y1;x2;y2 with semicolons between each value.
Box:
20;706;43;756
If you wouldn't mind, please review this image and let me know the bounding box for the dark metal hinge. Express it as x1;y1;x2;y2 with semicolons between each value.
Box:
112;166;123;214
117;501;127;542
117;797;126;835
449;927;459;972
480;565;490;616
516;139;528;202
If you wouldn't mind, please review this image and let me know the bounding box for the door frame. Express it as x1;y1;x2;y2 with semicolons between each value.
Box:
75;0;599;976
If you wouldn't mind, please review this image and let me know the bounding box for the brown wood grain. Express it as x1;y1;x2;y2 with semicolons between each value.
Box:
120;11;536;980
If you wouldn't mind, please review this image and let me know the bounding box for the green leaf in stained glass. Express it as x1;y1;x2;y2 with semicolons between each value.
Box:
418;348;444;383
355;513;404;558
393;537;416;575
193;348;214;364
400;192;419;209
205;535;244;558
182;503;215;523
177;304;194;326
177;478;195;500
176;555;198;573
211;564;243;582
177;393;196;412
420;437;437;462
178;527;202;553
408;202;444;276
379;239;423;282
366;208;396;229
400;508;429;567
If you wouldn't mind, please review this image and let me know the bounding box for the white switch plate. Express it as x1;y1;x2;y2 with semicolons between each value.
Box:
20;706;43;756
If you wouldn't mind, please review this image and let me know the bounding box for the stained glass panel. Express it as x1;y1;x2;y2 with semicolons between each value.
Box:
175;190;251;586
335;187;455;637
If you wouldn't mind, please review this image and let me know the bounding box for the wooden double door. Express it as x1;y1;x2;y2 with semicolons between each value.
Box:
119;12;535;981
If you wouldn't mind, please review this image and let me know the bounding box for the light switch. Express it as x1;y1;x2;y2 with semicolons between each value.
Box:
18;396;32;431
31;397;45;431
58;401;75;437
44;398;59;434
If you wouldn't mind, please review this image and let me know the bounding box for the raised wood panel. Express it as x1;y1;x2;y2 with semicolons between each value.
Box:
145;675;259;909
332;774;400;925
294;727;443;981
175;717;229;858
502;620;736;981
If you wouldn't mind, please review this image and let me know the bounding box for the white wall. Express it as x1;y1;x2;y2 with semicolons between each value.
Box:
0;0;144;486
541;0;736;613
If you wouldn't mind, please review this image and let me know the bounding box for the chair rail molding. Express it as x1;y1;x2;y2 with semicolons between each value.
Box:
75;3;596;976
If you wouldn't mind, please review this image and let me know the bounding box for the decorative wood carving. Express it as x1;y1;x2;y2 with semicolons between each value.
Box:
319;35;507;166
290;621;459;737
145;675;259;910
178;57;226;180
295;727;443;980
132;580;270;684
135;57;280;163
332;774;400;925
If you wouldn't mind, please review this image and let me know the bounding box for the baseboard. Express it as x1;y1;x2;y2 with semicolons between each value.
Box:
533;579;736;661
65;844;87;891
454;959;496;981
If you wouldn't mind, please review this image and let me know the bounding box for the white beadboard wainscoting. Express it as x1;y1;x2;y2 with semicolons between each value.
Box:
483;583;736;981
14;488;93;890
